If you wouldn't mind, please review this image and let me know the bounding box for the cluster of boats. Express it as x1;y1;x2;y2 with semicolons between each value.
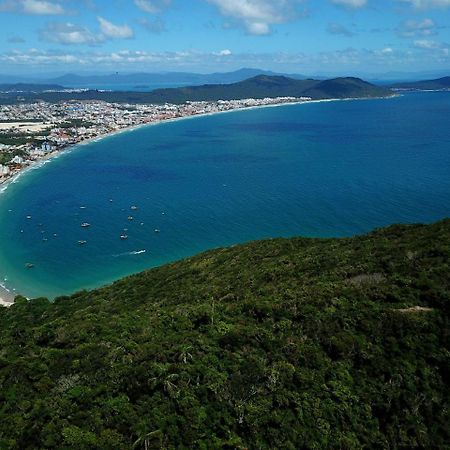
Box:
23;203;164;268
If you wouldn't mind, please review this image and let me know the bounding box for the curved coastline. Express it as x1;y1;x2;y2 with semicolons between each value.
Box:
0;95;397;304
0;95;395;196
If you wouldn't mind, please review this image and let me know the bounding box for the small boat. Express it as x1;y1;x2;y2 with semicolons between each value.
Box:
128;216;134;221
25;263;34;269
26;215;32;219
131;206;138;210
78;240;87;245
80;206;87;209
81;222;91;228
154;229;160;233
120;234;128;240
42;238;48;242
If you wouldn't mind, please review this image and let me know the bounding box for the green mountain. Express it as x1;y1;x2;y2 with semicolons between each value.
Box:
0;75;392;105
1;219;449;449
391;76;450;90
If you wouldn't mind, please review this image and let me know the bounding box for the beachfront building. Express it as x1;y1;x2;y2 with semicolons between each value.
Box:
10;155;24;165
0;164;10;177
41;142;54;153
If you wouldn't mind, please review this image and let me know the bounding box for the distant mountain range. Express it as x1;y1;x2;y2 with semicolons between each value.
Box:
0;75;392;105
390;76;450;91
0;68;306;88
1;68;450;87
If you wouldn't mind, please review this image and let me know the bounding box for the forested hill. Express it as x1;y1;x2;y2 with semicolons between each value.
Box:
391;76;450;90
1;219;449;449
0;75;392;104
136;75;391;103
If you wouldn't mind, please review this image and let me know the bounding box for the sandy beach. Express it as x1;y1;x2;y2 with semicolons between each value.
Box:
0;286;14;307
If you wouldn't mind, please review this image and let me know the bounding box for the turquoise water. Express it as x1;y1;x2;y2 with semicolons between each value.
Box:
0;92;449;299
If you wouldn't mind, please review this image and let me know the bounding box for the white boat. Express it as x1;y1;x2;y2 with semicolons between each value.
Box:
81;222;91;228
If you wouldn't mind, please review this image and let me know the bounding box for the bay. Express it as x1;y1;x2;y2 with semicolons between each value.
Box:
0;92;449;299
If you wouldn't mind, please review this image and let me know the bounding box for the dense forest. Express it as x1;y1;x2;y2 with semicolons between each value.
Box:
0;219;449;449
0;75;392;105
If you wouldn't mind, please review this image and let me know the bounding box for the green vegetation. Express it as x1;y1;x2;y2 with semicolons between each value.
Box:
1;219;449;449
391;76;450;90
58;119;95;129
0;148;26;164
0;130;50;147
0;76;392;105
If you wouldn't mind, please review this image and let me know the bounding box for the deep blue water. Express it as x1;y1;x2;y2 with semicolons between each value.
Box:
0;92;449;299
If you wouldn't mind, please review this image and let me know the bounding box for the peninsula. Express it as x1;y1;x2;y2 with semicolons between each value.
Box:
391;76;450;91
0;75;391;105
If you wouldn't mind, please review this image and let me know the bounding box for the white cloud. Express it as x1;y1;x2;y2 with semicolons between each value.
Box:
40;22;103;45
413;38;440;48
205;0;303;35
1;45;448;73
97;17;134;39
400;0;450;8
134;0;171;13
22;0;65;14
398;18;437;37
331;0;367;9
214;49;232;56
0;0;67;15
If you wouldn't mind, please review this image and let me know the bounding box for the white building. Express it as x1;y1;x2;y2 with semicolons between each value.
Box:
0;164;10;177
10;155;24;164
41;142;54;153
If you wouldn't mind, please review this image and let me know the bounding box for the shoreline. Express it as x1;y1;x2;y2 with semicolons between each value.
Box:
0;99;309;192
0;283;15;307
0;94;396;301
0;95;395;194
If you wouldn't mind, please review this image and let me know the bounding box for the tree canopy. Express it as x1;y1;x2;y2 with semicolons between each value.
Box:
1;219;449;449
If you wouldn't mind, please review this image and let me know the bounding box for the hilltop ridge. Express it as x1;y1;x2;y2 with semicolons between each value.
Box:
0;75;392;105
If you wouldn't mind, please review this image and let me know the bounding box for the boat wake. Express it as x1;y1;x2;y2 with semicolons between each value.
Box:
113;249;147;257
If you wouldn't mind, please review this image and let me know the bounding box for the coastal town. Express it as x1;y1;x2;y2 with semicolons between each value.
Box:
0;96;309;185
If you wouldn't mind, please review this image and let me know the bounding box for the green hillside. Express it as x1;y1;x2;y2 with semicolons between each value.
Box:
391;76;450;90
1;219;449;449
0;75;392;105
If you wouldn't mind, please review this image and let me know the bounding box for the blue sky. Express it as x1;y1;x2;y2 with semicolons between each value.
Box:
1;0;450;76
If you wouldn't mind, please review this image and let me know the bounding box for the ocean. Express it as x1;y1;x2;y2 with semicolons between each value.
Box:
0;92;449;299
